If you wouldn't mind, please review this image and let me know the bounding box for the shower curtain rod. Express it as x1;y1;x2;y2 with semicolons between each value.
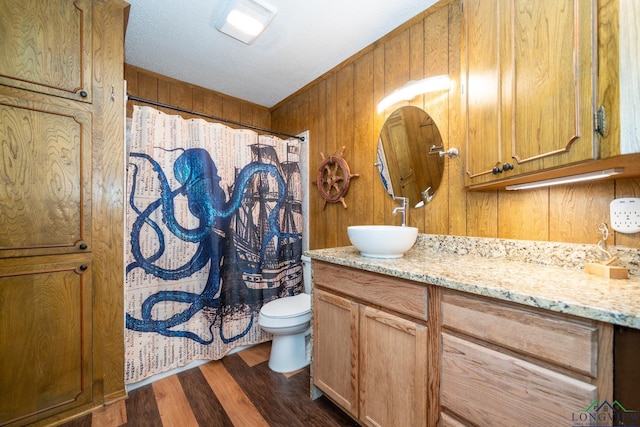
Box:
127;94;305;141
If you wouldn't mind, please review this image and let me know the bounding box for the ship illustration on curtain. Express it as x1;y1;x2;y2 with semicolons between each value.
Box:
124;106;302;382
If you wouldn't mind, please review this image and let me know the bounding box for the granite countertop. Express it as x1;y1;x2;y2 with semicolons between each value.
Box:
305;234;640;329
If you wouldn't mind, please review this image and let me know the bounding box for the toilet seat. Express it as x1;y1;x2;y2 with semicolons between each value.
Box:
258;294;311;328
260;293;310;319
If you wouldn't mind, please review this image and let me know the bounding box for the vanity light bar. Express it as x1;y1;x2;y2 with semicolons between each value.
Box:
505;168;624;190
377;75;449;114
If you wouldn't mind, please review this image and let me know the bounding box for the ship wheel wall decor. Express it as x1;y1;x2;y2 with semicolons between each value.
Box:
313;146;359;209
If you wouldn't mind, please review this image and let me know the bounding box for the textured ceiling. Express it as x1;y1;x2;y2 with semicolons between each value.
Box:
124;0;437;107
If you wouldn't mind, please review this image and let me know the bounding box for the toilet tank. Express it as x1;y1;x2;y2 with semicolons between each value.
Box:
301;255;311;294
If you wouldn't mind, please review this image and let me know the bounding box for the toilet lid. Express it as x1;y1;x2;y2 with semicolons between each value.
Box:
261;293;310;318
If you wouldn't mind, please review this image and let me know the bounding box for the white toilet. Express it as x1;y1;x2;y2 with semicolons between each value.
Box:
258;255;312;373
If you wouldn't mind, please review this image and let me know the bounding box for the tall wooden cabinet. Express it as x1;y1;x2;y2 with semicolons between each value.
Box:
463;0;597;185
0;0;128;425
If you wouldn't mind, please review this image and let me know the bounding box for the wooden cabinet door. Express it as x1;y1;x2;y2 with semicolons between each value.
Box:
0;0;93;102
0;256;93;425
464;0;596;185
313;289;359;417
0;94;92;258
462;0;503;183
359;306;428;427
506;0;596;174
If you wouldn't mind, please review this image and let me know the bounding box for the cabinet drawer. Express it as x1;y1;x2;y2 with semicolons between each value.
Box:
313;261;428;321
441;333;597;426
441;291;598;376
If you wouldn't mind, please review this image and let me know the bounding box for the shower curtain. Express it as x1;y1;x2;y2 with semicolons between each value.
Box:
124;105;303;383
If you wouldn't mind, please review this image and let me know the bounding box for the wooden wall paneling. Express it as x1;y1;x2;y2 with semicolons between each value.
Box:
296;91;310;134
282;95;297;132
137;69;159;102
304;85;320;250
170;82;193;112
309;81;327;249
306;82;326;249
614;178;640;248
222;98;241;122
497;188;549;240
383;31;411;227
124;66;138;117
322;73;339;249
156;78;172;114
125;65;272;130
335;65;355;247
191;88;205;116
423;8;449;235
372;44;389;227
409;19;427;231
384;32;411;104
240;102;254;125
202;90;224;118
353;53;376;233
466;191;498;237
549;182;614;244
447;1;467;236
254;106;271;129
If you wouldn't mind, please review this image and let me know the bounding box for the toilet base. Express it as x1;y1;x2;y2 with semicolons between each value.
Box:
268;332;310;373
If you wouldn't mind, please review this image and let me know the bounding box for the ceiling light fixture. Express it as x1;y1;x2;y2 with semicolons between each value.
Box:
505;168;624;190
377;75;450;114
216;0;277;45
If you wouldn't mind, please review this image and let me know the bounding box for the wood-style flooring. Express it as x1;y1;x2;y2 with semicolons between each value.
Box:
62;342;358;427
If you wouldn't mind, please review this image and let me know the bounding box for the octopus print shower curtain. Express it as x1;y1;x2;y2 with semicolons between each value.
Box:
125;106;303;383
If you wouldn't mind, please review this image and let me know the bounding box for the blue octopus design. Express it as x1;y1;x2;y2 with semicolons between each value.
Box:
126;147;300;344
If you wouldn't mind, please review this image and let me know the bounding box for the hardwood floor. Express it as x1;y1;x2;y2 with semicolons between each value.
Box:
62;342;358;427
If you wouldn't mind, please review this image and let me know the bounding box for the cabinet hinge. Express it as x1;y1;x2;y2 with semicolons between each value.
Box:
594;106;606;136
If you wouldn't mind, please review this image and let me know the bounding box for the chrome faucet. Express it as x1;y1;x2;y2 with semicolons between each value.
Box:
392;196;409;227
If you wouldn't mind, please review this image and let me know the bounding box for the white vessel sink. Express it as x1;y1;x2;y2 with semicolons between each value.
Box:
347;225;418;258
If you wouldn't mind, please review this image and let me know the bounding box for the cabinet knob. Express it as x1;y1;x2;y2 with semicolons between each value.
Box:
79;243;88;250
79;90;88;98
503;163;514;171
79;264;88;271
492;166;502;174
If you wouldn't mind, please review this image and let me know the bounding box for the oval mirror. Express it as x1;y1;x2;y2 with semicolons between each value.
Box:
376;106;445;208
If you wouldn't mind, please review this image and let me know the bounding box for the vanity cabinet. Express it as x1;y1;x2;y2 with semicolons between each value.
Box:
462;0;597;186
440;290;613;426
0;0;127;425
312;261;433;427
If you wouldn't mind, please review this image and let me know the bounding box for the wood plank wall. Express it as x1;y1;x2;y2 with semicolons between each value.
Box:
270;0;640;250
125;64;271;128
